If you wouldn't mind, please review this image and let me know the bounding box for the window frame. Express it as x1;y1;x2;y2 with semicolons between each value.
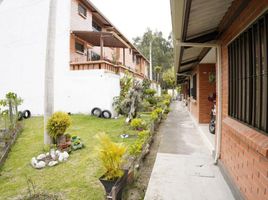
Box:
92;20;102;32
78;3;87;18
75;40;85;54
228;11;268;135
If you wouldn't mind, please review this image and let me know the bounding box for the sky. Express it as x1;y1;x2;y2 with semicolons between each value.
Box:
90;0;172;42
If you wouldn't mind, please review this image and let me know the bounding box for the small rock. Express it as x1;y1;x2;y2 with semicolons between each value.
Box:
58;154;64;162
55;150;60;156
62;151;69;160
48;161;58;167
37;154;46;160
46;152;49;156
31;157;37;167
35;161;46;169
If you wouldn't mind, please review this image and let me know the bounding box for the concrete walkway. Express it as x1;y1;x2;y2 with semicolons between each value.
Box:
144;101;235;200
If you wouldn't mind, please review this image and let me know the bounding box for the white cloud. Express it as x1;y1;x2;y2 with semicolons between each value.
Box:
90;0;172;42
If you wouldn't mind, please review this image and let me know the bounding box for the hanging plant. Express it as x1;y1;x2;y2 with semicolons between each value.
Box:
209;72;216;84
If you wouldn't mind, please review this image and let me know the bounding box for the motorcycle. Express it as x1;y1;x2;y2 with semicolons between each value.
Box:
208;93;216;134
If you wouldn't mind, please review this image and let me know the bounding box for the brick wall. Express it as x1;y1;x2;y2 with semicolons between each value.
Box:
219;1;268;199
198;64;216;123
189;64;216;124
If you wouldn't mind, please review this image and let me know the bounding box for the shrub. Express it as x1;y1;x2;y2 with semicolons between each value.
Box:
164;107;171;114
129;130;150;156
96;133;126;180
146;96;157;105
155;108;163;115
46;112;71;139
144;89;156;96
130;118;146;130
150;110;159;121
151;108;163;121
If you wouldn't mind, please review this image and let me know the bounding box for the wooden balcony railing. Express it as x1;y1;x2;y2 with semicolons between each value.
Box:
70;60;146;79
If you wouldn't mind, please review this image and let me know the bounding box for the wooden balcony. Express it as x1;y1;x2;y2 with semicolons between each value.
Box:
70;60;146;79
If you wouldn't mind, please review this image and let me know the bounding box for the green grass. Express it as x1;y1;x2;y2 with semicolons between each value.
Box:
0;115;142;200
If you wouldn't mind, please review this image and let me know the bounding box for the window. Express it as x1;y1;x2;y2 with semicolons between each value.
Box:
92;21;102;32
75;41;84;54
78;3;87;18
132;53;136;63
228;12;268;134
91;51;100;61
136;56;140;65
191;74;197;100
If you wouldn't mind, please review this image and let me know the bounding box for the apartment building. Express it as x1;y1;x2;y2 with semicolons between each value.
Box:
0;0;149;115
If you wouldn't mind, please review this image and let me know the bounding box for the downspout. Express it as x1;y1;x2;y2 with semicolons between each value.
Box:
214;45;222;164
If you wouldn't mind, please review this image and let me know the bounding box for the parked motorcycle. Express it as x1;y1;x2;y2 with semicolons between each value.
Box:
208;93;216;134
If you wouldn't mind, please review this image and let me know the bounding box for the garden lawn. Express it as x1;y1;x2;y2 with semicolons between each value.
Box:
0;115;140;200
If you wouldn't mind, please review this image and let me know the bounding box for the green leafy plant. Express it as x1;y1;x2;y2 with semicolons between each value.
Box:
96;133;126;180
0;92;23;130
150;111;159;121
151;108;163;121
46;112;71;140
209;72;216;84
130;118;147;130
144;89;156;96
129;130;150;156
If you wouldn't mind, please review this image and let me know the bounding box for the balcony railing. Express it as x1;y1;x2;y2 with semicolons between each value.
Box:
70;60;145;79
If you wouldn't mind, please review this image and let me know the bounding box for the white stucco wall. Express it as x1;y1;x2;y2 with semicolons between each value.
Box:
0;0;121;116
0;0;50;114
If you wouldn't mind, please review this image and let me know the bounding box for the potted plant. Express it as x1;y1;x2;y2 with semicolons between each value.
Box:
96;133;128;199
46;112;71;147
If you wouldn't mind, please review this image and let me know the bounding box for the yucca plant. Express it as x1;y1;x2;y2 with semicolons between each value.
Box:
96;133;126;180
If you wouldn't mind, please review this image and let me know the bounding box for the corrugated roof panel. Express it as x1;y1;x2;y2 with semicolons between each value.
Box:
182;47;203;62
187;0;233;39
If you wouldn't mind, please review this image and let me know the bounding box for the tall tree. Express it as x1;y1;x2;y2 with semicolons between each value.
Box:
162;67;176;90
133;28;173;81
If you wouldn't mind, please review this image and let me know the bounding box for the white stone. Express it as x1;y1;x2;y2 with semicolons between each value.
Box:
48;161;58;167
35;161;46;169
58;154;64;162
37;154;46;160
31;157;37;167
62;151;69;160
55;150;60;156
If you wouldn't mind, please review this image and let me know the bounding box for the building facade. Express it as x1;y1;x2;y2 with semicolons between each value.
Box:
171;0;268;199
0;0;149;115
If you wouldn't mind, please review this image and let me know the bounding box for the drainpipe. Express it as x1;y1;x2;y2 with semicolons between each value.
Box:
178;42;223;164
214;45;222;164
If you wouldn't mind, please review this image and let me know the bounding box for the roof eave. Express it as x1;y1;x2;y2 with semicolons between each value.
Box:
170;0;186;78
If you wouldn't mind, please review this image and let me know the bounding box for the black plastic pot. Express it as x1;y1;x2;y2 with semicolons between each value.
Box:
99;170;128;200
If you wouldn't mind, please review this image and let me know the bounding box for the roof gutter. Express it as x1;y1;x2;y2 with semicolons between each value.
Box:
170;0;185;77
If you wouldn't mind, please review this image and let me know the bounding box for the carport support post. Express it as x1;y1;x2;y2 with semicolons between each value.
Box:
44;0;57;145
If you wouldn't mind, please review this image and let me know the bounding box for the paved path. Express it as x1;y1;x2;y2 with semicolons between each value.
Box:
144;101;235;200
